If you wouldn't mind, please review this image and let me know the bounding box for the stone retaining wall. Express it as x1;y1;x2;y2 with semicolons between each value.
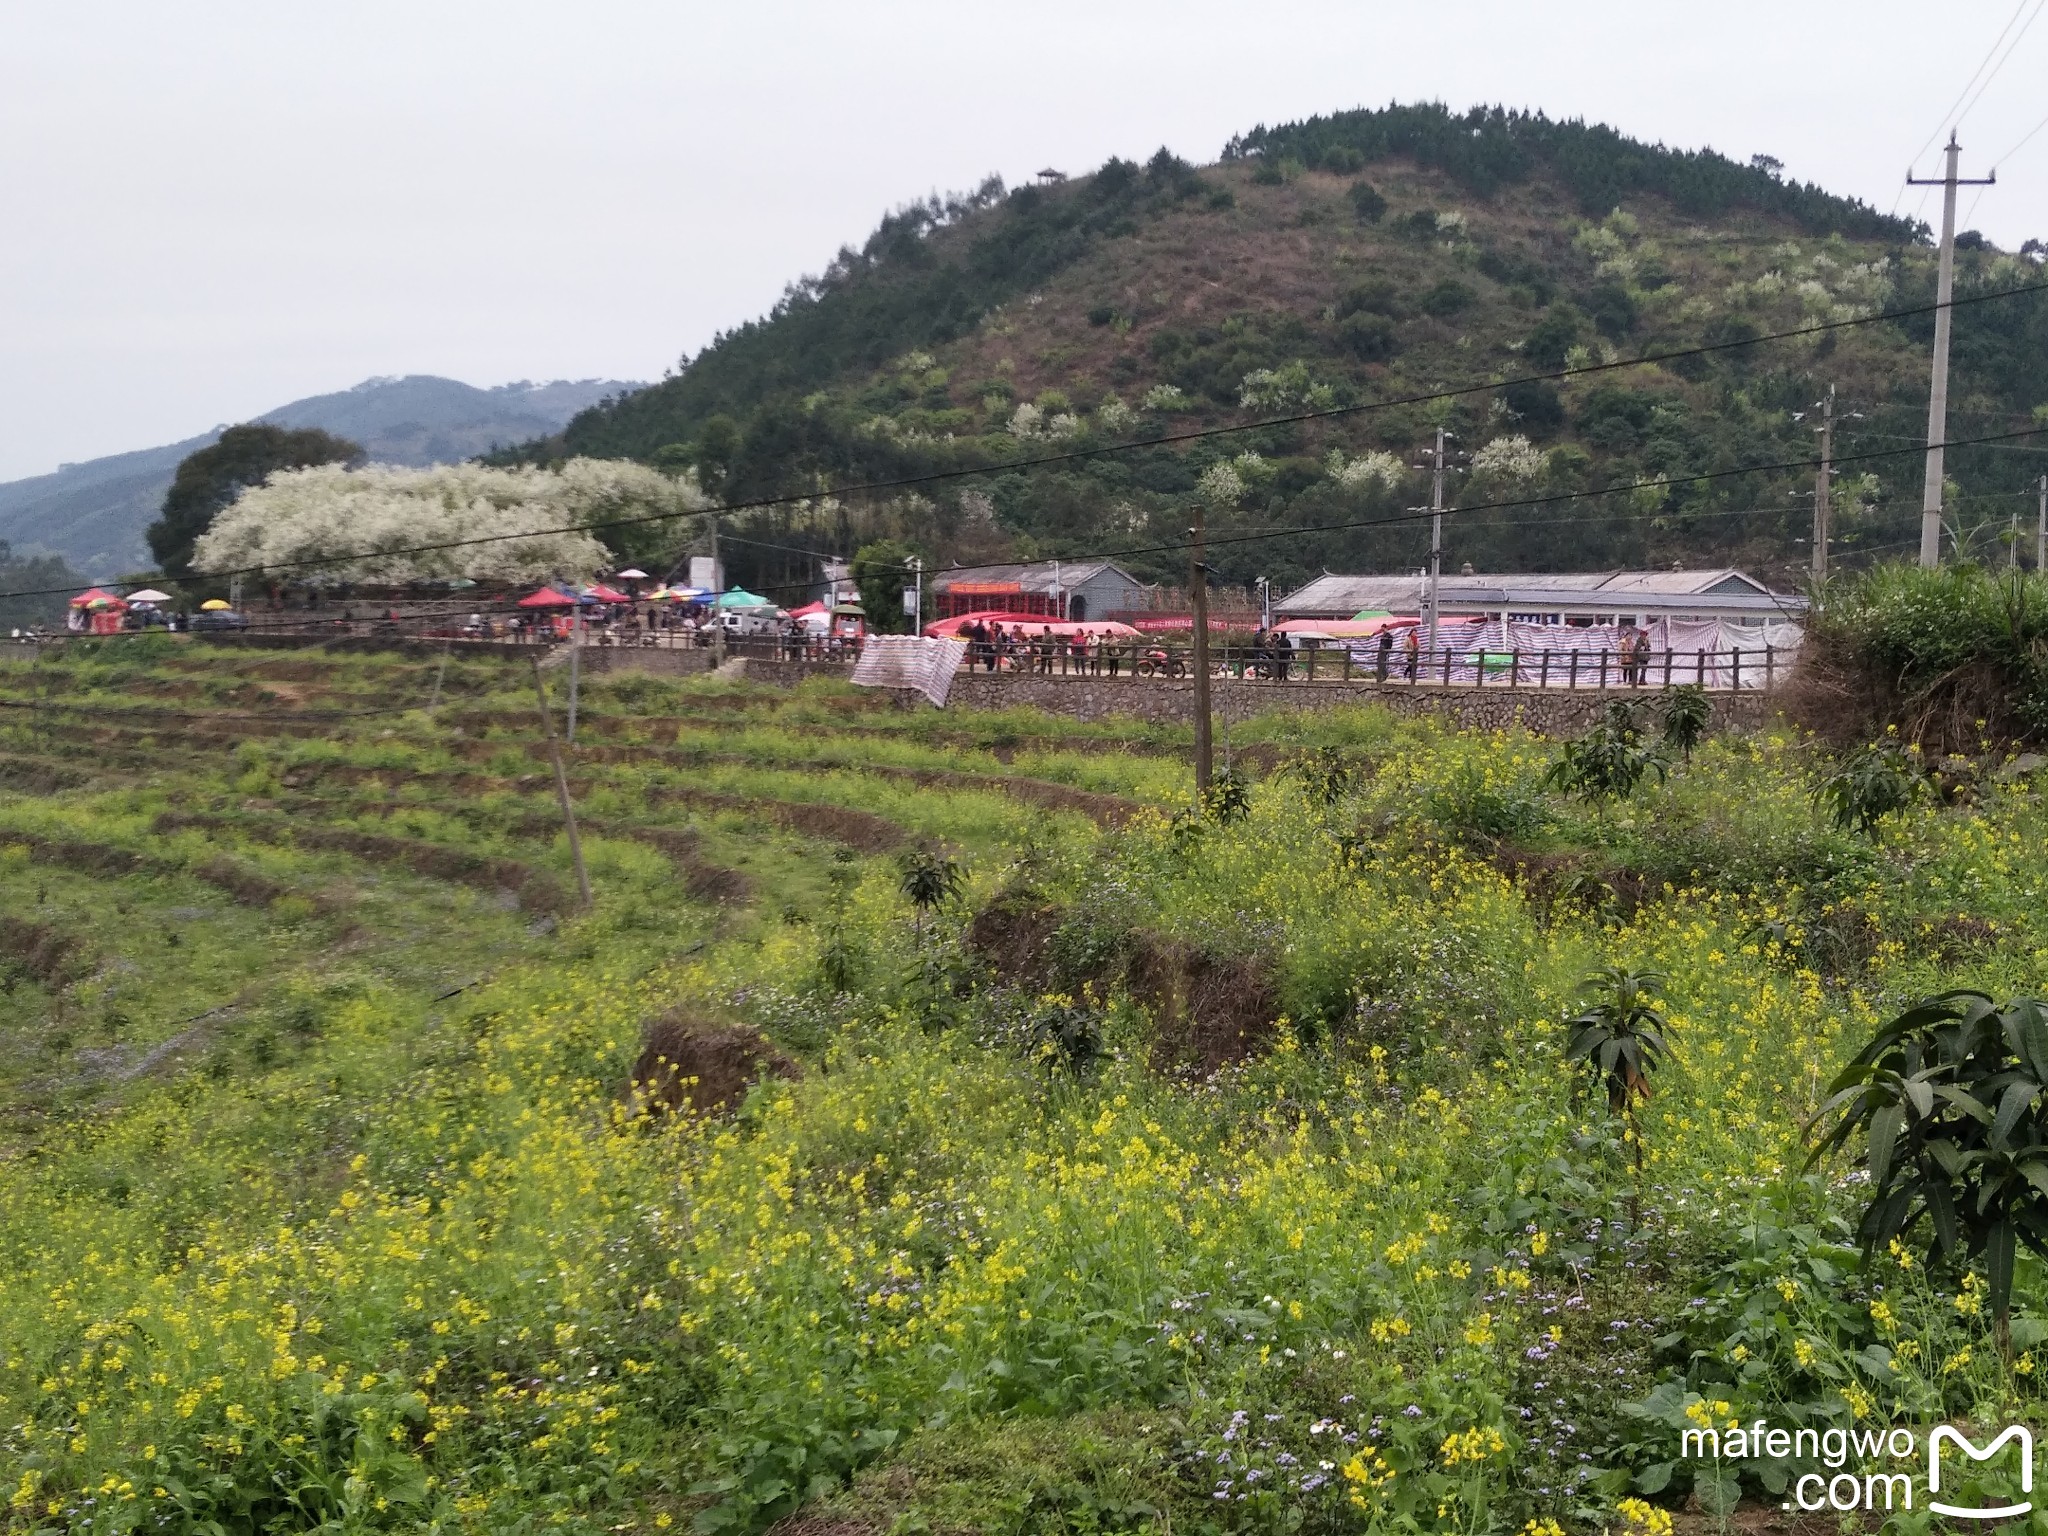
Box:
930;672;1772;735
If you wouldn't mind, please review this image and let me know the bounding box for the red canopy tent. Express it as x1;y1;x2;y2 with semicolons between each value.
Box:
517;587;577;609
69;587;127;608
924;610;1141;640
583;583;631;604
786;600;826;619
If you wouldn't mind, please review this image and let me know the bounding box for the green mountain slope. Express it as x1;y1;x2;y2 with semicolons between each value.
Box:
534;104;2048;598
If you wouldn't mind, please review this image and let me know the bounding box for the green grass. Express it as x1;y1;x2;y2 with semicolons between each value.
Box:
4;643;2048;1536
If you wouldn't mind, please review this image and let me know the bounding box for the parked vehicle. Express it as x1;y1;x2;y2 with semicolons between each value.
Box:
191;610;250;632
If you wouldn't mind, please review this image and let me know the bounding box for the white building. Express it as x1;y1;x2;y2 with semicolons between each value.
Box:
1274;567;1802;629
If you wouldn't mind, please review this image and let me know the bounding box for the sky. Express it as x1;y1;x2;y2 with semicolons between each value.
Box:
4;0;2046;484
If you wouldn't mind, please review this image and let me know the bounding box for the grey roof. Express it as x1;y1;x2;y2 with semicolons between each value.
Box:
1276;568;1797;617
932;560;1139;594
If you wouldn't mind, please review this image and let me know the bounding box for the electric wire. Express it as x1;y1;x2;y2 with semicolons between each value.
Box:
10;276;2048;605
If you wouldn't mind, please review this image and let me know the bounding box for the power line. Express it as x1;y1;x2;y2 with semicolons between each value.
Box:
1039;423;2048;570
1954;0;2046;134
1905;0;2039;179
9;276;2048;605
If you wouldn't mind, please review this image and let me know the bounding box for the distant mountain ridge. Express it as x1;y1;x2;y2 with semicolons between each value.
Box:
0;375;641;578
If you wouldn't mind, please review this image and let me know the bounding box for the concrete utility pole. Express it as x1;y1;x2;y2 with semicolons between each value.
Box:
1189;505;1213;795
567;597;583;742
708;511;725;666
1908;135;1994;568
2038;475;2046;573
1425;426;1447;654
1812;385;1835;584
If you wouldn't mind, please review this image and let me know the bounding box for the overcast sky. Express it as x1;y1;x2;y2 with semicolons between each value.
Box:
4;0;2045;483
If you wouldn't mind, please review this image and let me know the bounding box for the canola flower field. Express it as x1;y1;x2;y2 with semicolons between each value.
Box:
2;637;2046;1535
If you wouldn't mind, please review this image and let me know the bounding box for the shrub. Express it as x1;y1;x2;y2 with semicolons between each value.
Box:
1544;703;1670;802
1348;181;1387;222
1814;740;1923;838
1794;564;2048;751
1809;990;2048;1351
1659;685;1711;761
1421;278;1475;317
1337;311;1398;361
1501;378;1564;435
1521;306;1584;370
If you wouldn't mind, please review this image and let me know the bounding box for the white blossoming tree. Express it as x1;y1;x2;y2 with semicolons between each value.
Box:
1469;435;1548;484
192;459;710;585
1196;461;1248;506
1325;449;1406;492
1238;362;1336;413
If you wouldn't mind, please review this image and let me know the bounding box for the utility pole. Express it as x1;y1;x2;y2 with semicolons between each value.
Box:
708;511;725;666
1812;385;1835;584
1189;505;1213;796
566;596;583;742
1908;135;1994;568
910;556;923;632
2037;474;2046;573
1425;426;1447;654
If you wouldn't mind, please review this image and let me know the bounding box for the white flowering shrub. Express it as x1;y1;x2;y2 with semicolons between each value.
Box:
1142;384;1192;412
1095;395;1136;434
1045;413;1083;441
1008;402;1044;439
1238;362;1335;412
192;458;709;583
1196;461;1248;506
1324;448;1405;491
1469;434;1546;483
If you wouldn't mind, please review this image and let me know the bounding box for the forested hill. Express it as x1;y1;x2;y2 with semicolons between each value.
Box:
527;103;2048;598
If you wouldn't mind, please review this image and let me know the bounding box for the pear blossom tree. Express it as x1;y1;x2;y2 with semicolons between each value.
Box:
191;459;711;585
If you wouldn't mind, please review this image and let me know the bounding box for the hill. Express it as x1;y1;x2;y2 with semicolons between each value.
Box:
0;375;641;579
526;103;2048;599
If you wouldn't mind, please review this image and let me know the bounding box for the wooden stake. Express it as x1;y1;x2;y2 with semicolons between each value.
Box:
531;658;593;909
1189;504;1212;795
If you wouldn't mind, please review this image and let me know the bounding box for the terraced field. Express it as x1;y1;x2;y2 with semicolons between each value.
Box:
8;636;2048;1536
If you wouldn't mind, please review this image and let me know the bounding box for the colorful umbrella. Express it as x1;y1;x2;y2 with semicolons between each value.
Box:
199;599;231;611
611;568;649;581
125;588;173;604
517;587;577;609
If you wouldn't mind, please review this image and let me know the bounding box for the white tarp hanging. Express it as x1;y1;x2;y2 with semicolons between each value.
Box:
1342;618;1803;689
850;636;970;707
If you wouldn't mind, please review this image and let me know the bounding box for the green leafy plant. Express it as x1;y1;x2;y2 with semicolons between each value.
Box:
1566;966;1675;1213
1203;766;1252;824
1544;704;1670;802
1815;739;1922;837
898;846;965;941
1807;989;2048;1354
1284;747;1355;807
1658;684;1711;762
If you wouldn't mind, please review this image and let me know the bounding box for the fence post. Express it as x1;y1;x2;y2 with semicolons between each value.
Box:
1697;649;1707;687
1441;647;1453;686
1764;644;1775;693
1539;651;1551;689
1308;646;1317;682
1342;646;1352;682
1568;651;1579;690
1731;649;1743;692
1663;649;1673;688
1598;650;1609;690
1510;650;1520;689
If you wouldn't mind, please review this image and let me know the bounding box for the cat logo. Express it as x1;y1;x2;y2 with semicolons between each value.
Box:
1929;1425;2034;1520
